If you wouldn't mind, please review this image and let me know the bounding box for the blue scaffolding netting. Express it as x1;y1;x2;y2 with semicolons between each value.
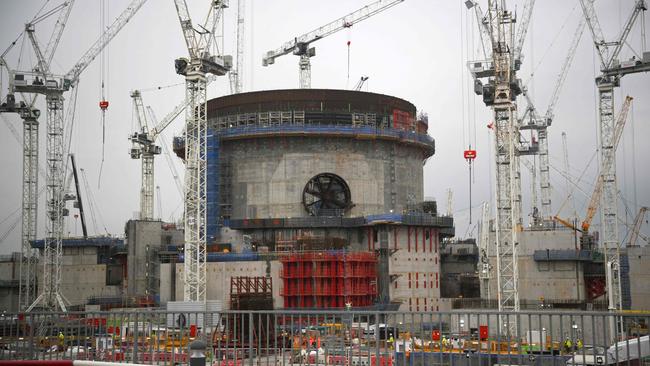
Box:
206;130;220;244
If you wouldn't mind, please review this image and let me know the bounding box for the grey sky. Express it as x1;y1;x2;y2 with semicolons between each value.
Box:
0;0;648;253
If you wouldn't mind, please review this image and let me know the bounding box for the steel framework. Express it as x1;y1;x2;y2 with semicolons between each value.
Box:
478;202;491;300
229;0;245;94
130;90;160;220
19;115;40;310
487;0;521;334
578;0;648;339
262;0;404;88
173;0;230;302
5;0;150;311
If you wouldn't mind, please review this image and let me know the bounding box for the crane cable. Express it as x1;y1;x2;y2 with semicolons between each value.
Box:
139;82;184;93
98;0;109;188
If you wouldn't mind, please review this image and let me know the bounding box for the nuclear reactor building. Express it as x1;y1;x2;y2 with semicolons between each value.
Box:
169;89;454;311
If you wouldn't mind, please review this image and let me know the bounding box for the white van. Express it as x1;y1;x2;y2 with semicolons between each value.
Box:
566;336;649;366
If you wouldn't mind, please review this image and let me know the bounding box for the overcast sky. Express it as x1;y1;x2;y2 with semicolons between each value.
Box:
0;0;648;254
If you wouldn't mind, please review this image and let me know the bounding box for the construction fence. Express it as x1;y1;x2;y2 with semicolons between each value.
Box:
0;310;648;366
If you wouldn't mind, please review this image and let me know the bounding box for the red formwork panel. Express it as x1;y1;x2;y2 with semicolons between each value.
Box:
280;251;377;308
392;109;415;131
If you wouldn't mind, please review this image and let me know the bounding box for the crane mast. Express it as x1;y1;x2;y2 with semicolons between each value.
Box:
130;90;161;221
478;202;491;299
173;0;230;302
518;16;586;222
6;0;150;311
581;96;633;233
561;132;576;220
578;0;648;338
229;0;245;94
489;1;521;326
555;96;633;236
129;74;219;222
262;0;404;88
467;1;524;330
3;1;73;311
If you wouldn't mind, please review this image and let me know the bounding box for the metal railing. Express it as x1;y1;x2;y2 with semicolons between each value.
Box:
0;310;648;366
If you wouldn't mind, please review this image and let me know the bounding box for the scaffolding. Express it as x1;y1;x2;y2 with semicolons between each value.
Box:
206;132;220;241
280;251;377;308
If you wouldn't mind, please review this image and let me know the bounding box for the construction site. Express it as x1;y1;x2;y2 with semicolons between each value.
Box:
0;0;649;365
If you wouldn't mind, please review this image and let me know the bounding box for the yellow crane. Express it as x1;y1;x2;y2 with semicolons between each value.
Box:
554;96;633;234
628;207;649;247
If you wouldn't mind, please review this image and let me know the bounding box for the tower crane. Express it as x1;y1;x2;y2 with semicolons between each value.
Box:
353;76;369;91
519;16;586;221
129;89;192;220
3;0;150;312
262;0;404;89
0;1;74;311
578;0;648;334
130;90;161;221
520;158;540;224
0;98;41;311
466;0;526;334
173;0;231;302
628;207;648;247
560;132;577;220
555;96;634;235
228;0;245;94
146;107;185;200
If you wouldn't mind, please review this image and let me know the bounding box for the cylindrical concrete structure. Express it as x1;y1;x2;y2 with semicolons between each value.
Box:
207;89;435;221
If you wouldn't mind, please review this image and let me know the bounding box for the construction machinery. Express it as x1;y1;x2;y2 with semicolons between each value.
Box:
129;88;197;220
0;96;41;310
69;154;88;239
128;90;183;221
553;96;634;245
262;0;404;89
518;16;586;222
353;76;369;91
466;0;536;333
478;202;491;300
0;1;73;311
578;0;648;333
172;0;231;302
228;0;245;94
2;0;150;311
130;90;162;221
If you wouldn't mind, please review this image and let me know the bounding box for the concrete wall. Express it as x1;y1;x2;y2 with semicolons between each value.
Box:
627;246;650;310
0;259;19;312
61;247;98;265
126;220;163;297
441;242;479;298
0;260;19;283
388;226;443;312
167;224;447;311
173;261;282;309
223;137;425;219
484;229;585;302
60;264;121;305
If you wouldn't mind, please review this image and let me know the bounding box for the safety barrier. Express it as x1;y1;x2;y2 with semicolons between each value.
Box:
1;310;648;366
